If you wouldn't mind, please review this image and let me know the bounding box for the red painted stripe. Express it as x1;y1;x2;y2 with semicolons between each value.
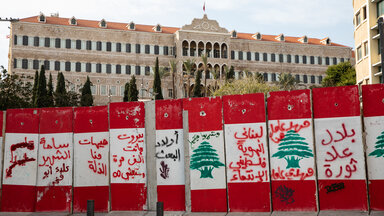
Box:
5;108;40;133
74;106;108;133
157;185;185;211
73;186;109;212
318;179;368;210
110;183;147;211
369;179;384;210
1;185;36;212
39;107;73;134
156;99;183;130
271;180;317;211
362;84;384;117
109;102;145;129
190;188;227;212
223;94;266;124
183;97;223;132
227;182;270;212
267;90;311;120
313;86;360;119
35;186;72;212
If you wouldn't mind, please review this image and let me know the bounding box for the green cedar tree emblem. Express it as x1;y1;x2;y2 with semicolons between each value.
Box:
190;141;225;178
369;131;384;158
272;130;314;169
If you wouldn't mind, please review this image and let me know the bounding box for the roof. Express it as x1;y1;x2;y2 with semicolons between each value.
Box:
19;15;349;48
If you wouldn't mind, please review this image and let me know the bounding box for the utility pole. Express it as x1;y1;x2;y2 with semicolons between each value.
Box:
378;17;384;83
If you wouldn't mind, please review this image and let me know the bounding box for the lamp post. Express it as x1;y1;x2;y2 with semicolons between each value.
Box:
378;17;384;83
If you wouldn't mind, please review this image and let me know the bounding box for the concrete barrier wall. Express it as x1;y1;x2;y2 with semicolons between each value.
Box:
0;85;383;213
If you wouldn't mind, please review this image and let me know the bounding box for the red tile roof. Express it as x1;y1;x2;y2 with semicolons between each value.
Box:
20;16;349;48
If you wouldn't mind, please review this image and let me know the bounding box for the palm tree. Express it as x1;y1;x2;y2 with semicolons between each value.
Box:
278;73;298;91
169;60;177;99
200;54;209;96
211;67;220;93
183;59;195;98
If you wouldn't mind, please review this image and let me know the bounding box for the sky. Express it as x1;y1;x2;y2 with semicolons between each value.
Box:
0;0;354;70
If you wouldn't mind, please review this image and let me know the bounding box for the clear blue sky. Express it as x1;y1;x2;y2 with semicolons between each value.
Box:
0;0;354;70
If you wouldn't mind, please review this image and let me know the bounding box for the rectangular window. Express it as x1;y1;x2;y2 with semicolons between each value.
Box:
145;66;150;75
91;85;96;95
231;51;235;60
126;65;131;74
23;36;28;46
263;53;268;62
110;86;116;96
303;75;308;83
96;63;102;73
164;46;169;55
55;61;60;71
126;43;131;53
106;64;111;74
76;40;81;49
120;86;125;96
271;73;276;81
74;62;80;72
66;39;71;49
33;60;39;70
279;54;284;63
255;52;260;61
295;55;299;64
364;41;368;57
333;57;337;65
318;76;323;84
44;60;50;70
136;44;141;53
86;40;92;50
13;59;17;69
154;45;159;55
116;43;121;52
22;59;28;69
309;56;314;64
325;57;330;65
100;85;107;95
106;42;111;52
263;73;268;81
238;51;243;60
271;54;276;62
341;58;345;62
136;66;141;75
295;74;300;82
97;41;102;51
44;37;50;47
34;36;39;46
311;75;315;84
287;54;292;63
86;63;91;72
116;65;121;74
362;6;367;20
247;52;251;61
145;45;150;54
65;62;71;71
14;35;17;45
355;11;361;26
378;0;384;17
318;57;323;65
168;89;173;98
302;56;307;64
55;38;61;48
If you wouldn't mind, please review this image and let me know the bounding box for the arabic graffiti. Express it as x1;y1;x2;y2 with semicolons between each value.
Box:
159;161;170;179
78;137;108;176
190;141;225;178
112;131;146;181
272;130;314;169
228;125;268;182
325;182;345;193
156;130;182;181
271;167;314;180
275;185;295;204
269;120;311;144
369;130;384;158
188;131;220;147
6;137;36;178
321;123;358;179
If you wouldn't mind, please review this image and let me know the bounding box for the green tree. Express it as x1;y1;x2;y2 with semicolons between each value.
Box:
272;130;314;169
211;67;221;92
35;65;47;108
254;72;264;83
193;70;202;97
213;76;279;96
0;66;33;110
80;76;93;106
153;57;164;100
54;72;68;107
200;54;209;96
128;75;139;101
123;82;130;102
369;131;384;158
169;60;177;99
190;141;225;178
32;71;39;106
322;62;356;87
226;66;235;82
46;73;54;107
278;73;298;91
183;59;195;98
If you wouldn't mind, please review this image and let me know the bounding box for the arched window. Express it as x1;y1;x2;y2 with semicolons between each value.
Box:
38;13;46;23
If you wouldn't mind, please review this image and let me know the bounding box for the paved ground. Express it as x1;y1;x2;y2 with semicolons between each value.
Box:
0;211;383;216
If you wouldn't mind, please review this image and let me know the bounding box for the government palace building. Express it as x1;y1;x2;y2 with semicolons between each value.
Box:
8;13;354;105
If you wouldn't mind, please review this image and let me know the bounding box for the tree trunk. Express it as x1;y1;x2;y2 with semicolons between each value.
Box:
172;71;175;99
204;69;207;97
